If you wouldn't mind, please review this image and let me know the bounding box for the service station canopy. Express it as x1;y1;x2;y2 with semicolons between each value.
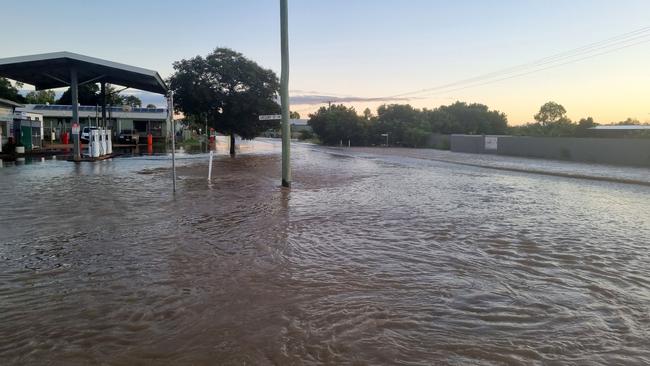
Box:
0;51;167;94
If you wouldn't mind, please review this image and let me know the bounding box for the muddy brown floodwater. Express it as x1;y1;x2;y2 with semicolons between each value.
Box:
1;139;650;365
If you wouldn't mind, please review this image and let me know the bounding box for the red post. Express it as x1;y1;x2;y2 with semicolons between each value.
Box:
147;133;153;146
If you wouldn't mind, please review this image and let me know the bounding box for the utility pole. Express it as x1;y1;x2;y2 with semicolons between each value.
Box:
280;0;291;187
169;91;176;193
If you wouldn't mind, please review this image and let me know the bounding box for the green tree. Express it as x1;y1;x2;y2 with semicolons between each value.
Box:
577;117;596;128
545;118;577;137
290;111;301;119
169;48;280;155
511;103;584;137
575;117;597;137
308;104;365;145
56;83;139;106
403;125;431;147
146;103;157;109
617;117;640;125
56;83;100;105
104;84;122;105
534;101;567;126
371;104;425;146
424;108;458;134
362;107;373;120
121;95;142;107
432;101;508;135
0;77;25;103
24;90;55;104
298;129;314;141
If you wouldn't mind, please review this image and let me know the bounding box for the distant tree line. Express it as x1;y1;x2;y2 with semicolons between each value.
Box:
55;83;143;107
509;101;649;138
0;76;142;106
307;100;650;146
308;101;508;147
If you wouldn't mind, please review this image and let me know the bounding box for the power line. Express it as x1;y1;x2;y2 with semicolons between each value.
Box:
387;25;650;98
290;26;650;112
415;37;650;98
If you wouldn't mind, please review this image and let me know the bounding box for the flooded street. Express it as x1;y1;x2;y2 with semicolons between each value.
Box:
1;139;649;365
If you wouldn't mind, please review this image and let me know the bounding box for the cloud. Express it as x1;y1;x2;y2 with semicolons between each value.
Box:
290;94;415;105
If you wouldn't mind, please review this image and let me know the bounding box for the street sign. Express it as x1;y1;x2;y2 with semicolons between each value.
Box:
380;133;389;137
71;123;80;135
259;114;282;121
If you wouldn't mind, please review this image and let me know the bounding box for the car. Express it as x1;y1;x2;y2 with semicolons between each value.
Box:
118;129;140;145
80;127;98;143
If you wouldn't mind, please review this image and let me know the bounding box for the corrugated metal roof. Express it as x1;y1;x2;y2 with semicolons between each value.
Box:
590;125;650;130
0;97;23;108
0;52;167;94
290;119;309;126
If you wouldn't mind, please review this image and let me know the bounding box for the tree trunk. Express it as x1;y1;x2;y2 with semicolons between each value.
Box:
230;134;235;156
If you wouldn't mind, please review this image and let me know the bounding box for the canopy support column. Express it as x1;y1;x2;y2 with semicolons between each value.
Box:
71;68;81;162
101;82;107;129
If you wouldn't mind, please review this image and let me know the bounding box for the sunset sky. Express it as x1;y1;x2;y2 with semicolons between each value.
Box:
3;0;650;124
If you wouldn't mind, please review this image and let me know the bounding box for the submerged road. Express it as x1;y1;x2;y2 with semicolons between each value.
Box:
1;140;649;365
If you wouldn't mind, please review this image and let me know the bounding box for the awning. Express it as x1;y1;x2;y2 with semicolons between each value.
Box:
0;51;167;94
0;97;23;108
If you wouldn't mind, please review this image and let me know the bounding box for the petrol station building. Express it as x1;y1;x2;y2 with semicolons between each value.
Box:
16;104;169;142
0;51;170;160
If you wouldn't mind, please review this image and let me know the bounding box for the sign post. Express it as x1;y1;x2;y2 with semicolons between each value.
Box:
208;150;213;181
381;133;389;146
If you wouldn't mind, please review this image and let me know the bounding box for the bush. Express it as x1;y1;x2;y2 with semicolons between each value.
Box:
298;129;314;140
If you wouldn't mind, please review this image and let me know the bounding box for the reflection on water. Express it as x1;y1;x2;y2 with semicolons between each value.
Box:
0;155;61;168
0;139;649;365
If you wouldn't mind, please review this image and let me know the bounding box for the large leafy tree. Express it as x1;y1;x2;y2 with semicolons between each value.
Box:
121;95;142;107
371;104;428;146
25;90;55;104
308;104;366;145
511;102;578;137
56;83;142;106
56;83;101;105
169;48;280;155
534;101;567;126
0;77;25;103
434;101;508;135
